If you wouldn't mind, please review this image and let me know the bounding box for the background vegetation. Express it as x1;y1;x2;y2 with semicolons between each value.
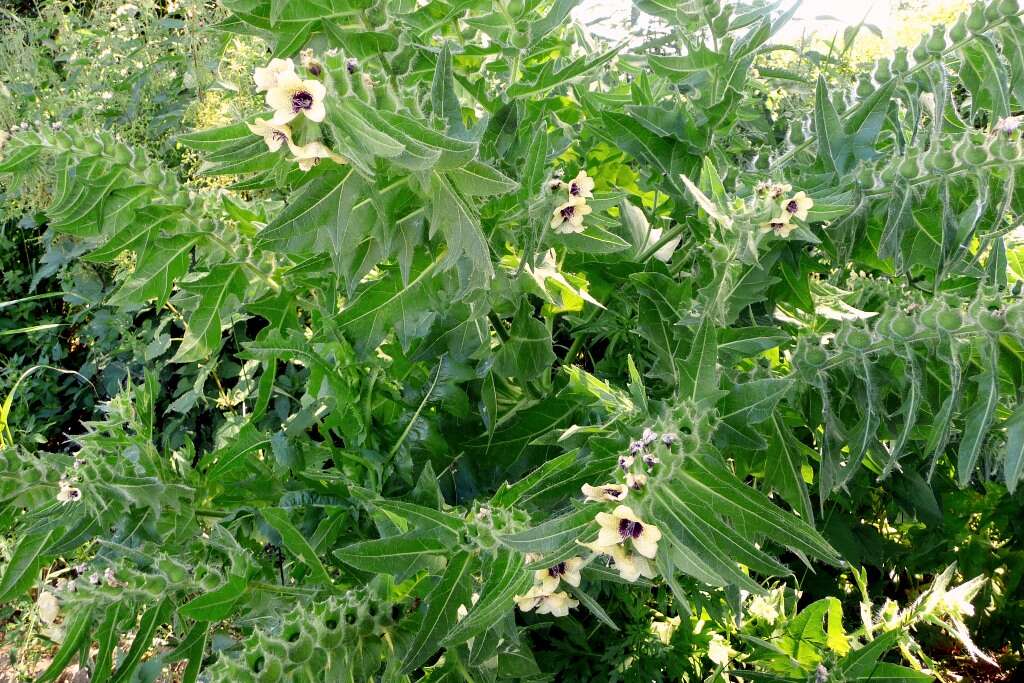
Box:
2;0;1024;681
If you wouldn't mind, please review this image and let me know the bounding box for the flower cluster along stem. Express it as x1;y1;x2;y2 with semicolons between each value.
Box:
813;324;983;372
770;8;1024;171
862;156;1024;200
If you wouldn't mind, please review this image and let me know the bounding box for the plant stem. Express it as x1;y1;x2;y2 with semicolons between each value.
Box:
637;221;687;261
562;333;585;366
488;311;510;342
386;358;445;463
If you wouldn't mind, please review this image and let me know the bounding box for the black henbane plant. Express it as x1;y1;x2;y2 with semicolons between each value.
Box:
2;0;1024;680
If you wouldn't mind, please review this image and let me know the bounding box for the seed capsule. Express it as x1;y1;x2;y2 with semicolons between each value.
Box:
845;328;873;350
967;3;988;32
874;57;892;83
898;156;920;179
979;308;1007;332
912;36;929;64
892;48;910;74
927;26;947;54
950;15;969;41
889;314;917;339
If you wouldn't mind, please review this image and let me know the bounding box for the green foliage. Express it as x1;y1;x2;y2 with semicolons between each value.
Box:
4;0;1024;680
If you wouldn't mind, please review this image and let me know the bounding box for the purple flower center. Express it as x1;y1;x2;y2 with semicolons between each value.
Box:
786;199;798;213
346;58;358;74
560;205;576;220
618;518;643;540
569;182;581;196
272;130;287;142
548;562;566;578
292;90;314;112
604;487;623;498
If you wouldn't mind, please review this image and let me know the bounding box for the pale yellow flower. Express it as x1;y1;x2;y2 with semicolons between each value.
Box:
57;481;81;503
747;594;779;624
580;541;655;582
535;590;578;617
267;72;327;124
534;557;584;591
36;591;59;625
550;196;592;234
514;585;547;612
760;214;795;238
253;58;296;93
247;118;292;152
595;505;661;558
567;170;595;199
581;483;628;503
780;191;813;221
288;140;343;171
514;586;577;616
708;633;736;666
625;472;647;490
651;613;681;644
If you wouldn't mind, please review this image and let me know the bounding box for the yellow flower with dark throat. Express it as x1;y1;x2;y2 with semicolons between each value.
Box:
780;191;813;222
581;483;628;503
57;480;82;503
579;541;655;583
595;505;661;558
513;586;578;617
247;118;292;152
514;585;548;612
253;58;296;93
625;472;647;490
567;170;595;199
288;141;344;171
535;591;578;617
760;215;795;238
267;72;327;125
535;556;584;591
551;196;592;234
